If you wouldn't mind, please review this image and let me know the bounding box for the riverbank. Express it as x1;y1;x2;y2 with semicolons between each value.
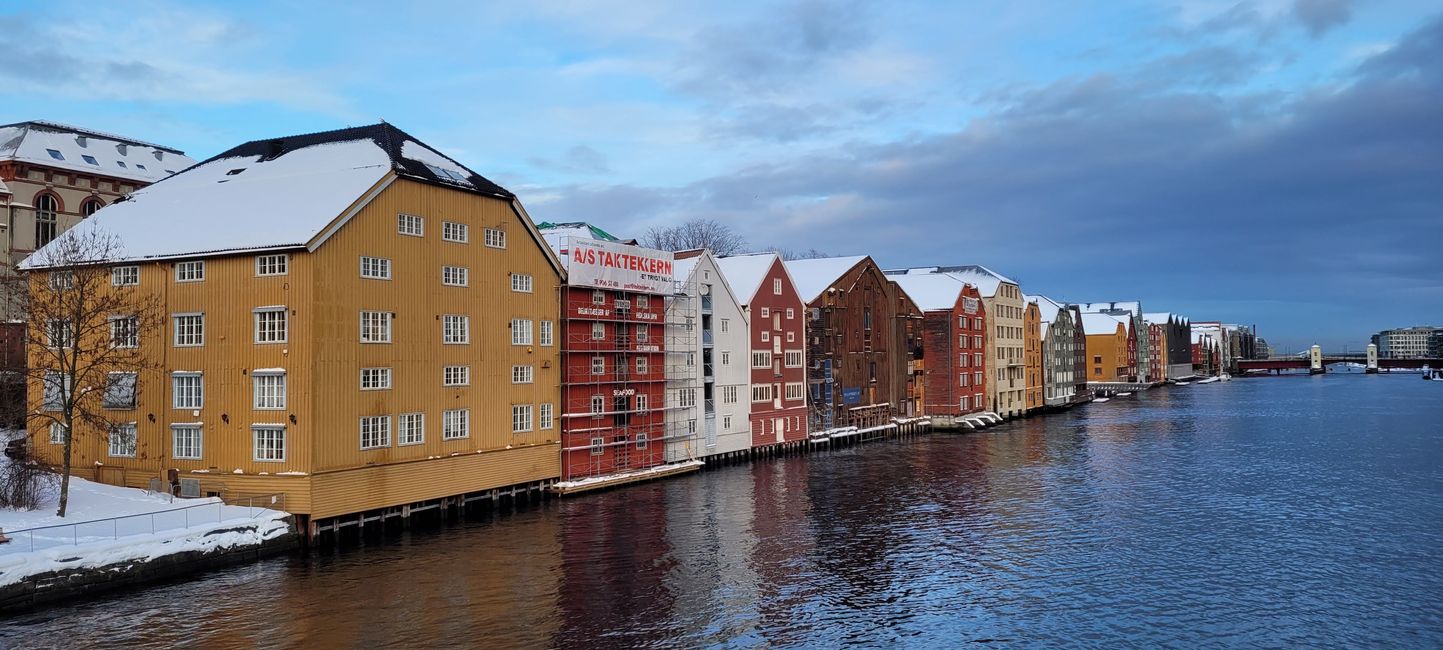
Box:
0;464;293;613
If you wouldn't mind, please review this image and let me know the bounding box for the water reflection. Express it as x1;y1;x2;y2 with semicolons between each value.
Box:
3;375;1441;648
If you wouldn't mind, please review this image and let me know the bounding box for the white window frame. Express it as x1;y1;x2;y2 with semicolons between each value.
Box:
512;404;533;433
49;422;67;444
591;322;605;340
255;254;288;276
760;307;769;318
444;365;470;386
636;357;649;375
511;318;533;345
109;315;138;349
398;213;424;237
360;311;393;343
784;350;803;368
785;382;804;401
252;371;287;410
102;371;138;409
175;260;204;282
254;306;288;344
444;314;471;344
539;403;554;430
723;385;738;404
443;409;470;440
635;394;648;412
540;320;554;346
591;356;605;375
112;265;139;286
360;415;391;450
442;220;469;243
360;256;392;280
172;372;203;410
442;265;469;287
399;412;424;446
752;351;771;368
172;425;203;460
591;395;605;415
108;423;138;458
751;385;772;402
636;295;649;309
773;278;782;295
511;273;534;293
512;364;534;384
253;426;286;462
360;367;392;390
173;313;204;347
484;228;506;248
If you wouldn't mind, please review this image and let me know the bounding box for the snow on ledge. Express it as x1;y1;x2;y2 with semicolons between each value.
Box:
552;460;704;490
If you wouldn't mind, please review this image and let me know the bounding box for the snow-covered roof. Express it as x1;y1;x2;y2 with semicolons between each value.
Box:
0;120;195;184
536;221;625;255
782;255;867;303
1079;301;1142;318
716;252;781;304
1143;312;1181;324
672;255;699;286
1026;294;1067;324
891;273;966;311
1081;313;1127;335
21;123;521;269
885;264;1015;297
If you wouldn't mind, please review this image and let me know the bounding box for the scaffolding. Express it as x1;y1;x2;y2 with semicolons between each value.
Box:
663;270;703;463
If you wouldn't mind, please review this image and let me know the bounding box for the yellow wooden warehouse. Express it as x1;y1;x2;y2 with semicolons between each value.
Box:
22;123;565;536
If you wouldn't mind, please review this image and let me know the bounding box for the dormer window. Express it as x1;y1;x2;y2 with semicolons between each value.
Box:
116;161;127;169
226;168;245;176
136;164;147;171
46;149;64;161
82;155;99;166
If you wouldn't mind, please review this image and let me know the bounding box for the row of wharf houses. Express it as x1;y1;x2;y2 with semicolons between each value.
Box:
5;121;1256;537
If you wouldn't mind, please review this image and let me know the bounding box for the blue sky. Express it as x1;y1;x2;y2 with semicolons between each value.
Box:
3;0;1440;352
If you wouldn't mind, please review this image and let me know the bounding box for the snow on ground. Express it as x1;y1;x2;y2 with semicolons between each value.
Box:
0;461;289;587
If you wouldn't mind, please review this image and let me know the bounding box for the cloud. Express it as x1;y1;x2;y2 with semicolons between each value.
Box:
1291;0;1355;38
528;145;613;175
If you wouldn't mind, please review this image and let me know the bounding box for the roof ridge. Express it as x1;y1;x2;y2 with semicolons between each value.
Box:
2;120;185;154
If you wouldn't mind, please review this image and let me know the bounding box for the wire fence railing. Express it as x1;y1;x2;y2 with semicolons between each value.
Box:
0;493;286;555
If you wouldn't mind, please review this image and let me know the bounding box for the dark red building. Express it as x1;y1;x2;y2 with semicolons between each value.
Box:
891;274;987;415
716;253;808;448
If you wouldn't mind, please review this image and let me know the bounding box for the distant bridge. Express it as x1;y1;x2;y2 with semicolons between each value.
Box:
1237;344;1441;374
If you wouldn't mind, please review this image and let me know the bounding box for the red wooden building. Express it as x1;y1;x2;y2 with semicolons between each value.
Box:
716;253;808;448
891;274;988;415
548;233;677;481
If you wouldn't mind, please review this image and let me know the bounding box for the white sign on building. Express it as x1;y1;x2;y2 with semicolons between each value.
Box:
564;237;675;295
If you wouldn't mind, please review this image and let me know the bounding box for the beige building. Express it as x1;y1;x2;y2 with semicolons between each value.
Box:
885;265;1025;418
1;121;196;270
24;123;564;536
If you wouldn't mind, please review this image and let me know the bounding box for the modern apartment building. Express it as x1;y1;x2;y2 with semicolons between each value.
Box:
24;123;563;533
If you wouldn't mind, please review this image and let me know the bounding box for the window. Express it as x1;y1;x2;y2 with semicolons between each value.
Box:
591;322;605;340
592;290;606;305
35;194;58;247
540;320;554;346
361;367;392;390
253;372;286;409
484;228;506;248
512;404;533;432
103;372;137;409
511;318;533;345
398;213;424;236
723;416;732;429
109;316;138;348
511;273;533;293
443;409;470;439
773;278;783;295
176;261;204;282
974;353;983;366
401;413;421;444
591;356;605;375
46;148;65;160
512;365;534;384
444;315;470;344
974;335;982;348
761;307;770;318
975;371;983;386
254;307;288;343
442;266;469;286
960;396;970;411
255;254;288;276
636;433;649;450
720;319;729;333
636;295;649;309
360;416;391;449
752;351;772;368
173;425;202;460
752;385;773;402
44;318;72;349
787;332;795;343
961;373;970;387
761;331;770;343
785;382;804;401
539;403;555;430
636;357;648;375
442;221;469;243
254;426;286;461
173;313;204;347
360;256;392;279
786;308;794;320
49;271;74;291
721;351;731;365
591;395;606;414
591;437;605;456
723;385;738;404
679;388;696;407
112;266;139;286
49;422;67;445
784;350;803;367
444;365;470;386
108;423;137;458
172;373;203;409
360;311;392;343
635;394;648;412
42;371;67;411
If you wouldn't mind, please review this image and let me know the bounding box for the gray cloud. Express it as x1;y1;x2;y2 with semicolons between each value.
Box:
528;145;613;175
1292;0;1356;38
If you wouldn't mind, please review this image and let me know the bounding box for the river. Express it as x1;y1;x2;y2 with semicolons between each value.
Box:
4;374;1442;648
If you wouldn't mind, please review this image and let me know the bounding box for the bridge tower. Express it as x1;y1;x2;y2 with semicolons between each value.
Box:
1309;345;1324;374
1366;343;1379;374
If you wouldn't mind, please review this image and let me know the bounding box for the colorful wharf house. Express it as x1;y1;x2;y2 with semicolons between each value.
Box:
715;253;808;448
1145;313;1194;380
783;256;920;431
1082;313;1133;383
1078;301;1150;383
668;249;753;462
1068;304;1090;402
890;273;987;416
23;123;565;535
1023;300;1043;412
1027;295;1077;408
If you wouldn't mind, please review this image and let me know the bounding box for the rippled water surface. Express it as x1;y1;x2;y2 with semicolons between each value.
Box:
4;374;1443;648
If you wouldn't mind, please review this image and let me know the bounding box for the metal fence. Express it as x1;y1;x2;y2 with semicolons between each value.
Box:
0;494;286;555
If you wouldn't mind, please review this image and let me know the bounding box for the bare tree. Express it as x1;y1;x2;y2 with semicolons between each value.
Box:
640;218;747;256
1;230;161;516
774;247;834;261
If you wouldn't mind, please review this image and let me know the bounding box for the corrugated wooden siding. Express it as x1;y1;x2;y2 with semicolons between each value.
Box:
309;442;558;518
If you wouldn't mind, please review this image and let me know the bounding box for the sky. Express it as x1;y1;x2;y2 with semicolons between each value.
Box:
2;0;1440;352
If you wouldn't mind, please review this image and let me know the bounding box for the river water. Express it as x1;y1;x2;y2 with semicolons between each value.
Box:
4;374;1442;648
